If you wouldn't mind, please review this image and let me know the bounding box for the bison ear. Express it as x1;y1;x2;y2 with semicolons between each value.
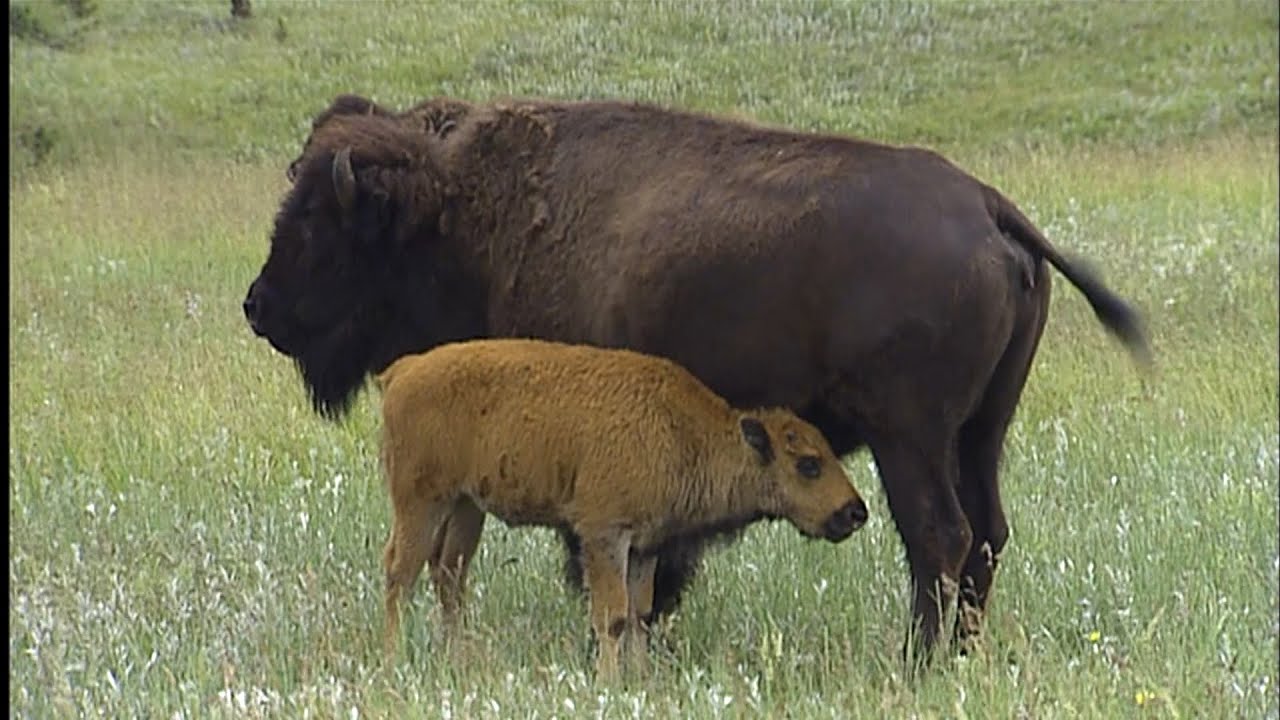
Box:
332;146;358;214
740;417;774;464
315;94;391;129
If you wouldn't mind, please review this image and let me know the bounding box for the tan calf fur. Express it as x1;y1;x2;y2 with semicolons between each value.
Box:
377;339;868;680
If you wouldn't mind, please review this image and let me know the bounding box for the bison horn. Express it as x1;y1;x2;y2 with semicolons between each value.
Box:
332;146;357;213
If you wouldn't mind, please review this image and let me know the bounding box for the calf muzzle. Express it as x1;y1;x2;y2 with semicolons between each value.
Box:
823;498;868;542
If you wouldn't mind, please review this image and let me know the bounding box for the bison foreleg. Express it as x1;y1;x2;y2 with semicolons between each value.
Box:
565;529;704;629
581;533;633;682
626;552;657;673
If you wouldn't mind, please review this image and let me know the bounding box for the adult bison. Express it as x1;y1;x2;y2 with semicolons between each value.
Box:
243;94;1150;660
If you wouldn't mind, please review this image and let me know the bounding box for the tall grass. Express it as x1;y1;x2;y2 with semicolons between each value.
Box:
9;1;1278;717
10;0;1277;172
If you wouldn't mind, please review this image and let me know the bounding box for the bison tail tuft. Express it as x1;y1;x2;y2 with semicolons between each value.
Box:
1069;259;1155;370
989;186;1153;370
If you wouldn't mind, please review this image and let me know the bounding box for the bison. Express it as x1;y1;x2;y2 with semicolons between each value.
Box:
377;338;867;679
243;94;1151;661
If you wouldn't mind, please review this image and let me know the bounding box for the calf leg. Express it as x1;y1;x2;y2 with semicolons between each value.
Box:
562;532;701;627
429;497;487;635
580;534;632;681
383;495;452;659
626;553;658;671
871;431;971;667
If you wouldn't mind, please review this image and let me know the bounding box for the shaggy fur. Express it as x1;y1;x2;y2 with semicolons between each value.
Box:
244;94;1152;660
377;339;867;680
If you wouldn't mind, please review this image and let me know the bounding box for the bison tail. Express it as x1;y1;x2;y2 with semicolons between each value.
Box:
987;187;1153;369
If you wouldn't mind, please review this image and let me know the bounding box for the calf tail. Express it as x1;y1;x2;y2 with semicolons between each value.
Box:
986;186;1153;369
374;356;408;393
379;425;392;488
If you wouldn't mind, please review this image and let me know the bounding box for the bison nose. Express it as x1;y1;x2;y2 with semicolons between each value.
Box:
242;294;259;323
824;498;869;541
242;281;267;334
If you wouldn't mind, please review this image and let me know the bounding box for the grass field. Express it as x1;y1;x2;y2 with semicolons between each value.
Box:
9;1;1279;717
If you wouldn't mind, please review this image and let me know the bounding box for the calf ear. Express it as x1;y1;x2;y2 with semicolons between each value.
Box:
740;417;774;464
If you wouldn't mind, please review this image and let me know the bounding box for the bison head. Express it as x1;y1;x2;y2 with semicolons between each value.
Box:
244;98;485;418
743;410;869;543
281;95;473;184
284;94;396;184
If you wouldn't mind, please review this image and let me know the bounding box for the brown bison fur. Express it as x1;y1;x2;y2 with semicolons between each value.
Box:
284;95;472;183
376;338;867;679
245;94;1152;662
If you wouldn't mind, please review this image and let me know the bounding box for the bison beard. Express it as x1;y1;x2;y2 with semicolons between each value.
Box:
244;94;1152;664
296;334;372;419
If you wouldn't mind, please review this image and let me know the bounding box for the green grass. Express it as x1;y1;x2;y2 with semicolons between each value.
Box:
9;1;1279;717
10;0;1278;172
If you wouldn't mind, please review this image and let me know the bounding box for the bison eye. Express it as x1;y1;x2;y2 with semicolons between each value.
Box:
796;456;821;479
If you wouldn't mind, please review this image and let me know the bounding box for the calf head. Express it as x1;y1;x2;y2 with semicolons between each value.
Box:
244;97;483;417
741;410;868;542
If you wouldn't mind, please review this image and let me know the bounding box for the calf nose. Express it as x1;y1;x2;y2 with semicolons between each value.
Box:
848;498;869;528
824;498;869;541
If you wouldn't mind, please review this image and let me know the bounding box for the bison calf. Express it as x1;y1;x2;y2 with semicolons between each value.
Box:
378;338;868;679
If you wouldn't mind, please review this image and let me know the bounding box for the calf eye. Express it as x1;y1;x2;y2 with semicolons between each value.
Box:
796;456;821;479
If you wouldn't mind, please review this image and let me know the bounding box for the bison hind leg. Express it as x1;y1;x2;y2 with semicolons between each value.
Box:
429;496;487;632
954;281;1048;650
384;496;453;659
870;430;971;668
